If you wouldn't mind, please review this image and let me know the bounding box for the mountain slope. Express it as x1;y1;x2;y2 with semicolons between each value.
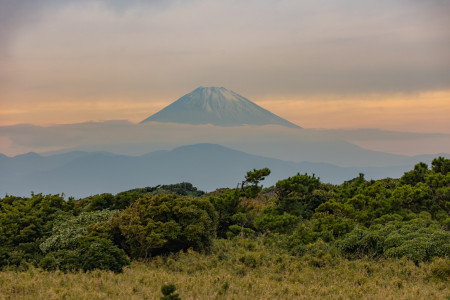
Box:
141;87;300;128
0;143;425;198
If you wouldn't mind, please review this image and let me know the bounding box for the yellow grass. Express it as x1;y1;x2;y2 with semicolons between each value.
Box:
0;240;448;300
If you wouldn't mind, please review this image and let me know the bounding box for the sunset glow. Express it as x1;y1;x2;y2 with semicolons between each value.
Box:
1;0;449;134
2;91;449;134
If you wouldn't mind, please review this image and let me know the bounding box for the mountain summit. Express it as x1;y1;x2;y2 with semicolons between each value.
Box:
141;87;300;128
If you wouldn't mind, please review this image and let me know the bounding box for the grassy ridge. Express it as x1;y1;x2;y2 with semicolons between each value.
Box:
0;240;448;300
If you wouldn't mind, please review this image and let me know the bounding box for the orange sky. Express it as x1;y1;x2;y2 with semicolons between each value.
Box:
1;1;449;134
259;91;450;134
1;90;449;134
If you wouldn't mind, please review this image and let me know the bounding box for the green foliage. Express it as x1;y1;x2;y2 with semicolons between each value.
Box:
431;156;450;175
312;212;355;241
285;223;316;256
333;173;368;200
337;218;450;262
161;283;181;300
39;250;81;272
401;162;429;186
40;209;119;253
77;183;204;211
210;168;272;239
226;224;255;239
254;206;300;234
77;192;140;211
303;239;339;268
275;173;325;217
37;210;129;273
116;194;217;258
316;173;447;228
1;157;449;274
78;237;130;273
209;189;255;239
127;182;204;197
241;168;271;198
226;212;255;238
39;237;130;273
0;194;73;268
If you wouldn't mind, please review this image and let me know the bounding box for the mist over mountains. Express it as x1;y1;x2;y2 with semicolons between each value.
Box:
2;121;448;166
0;143;430;198
1;86;449;197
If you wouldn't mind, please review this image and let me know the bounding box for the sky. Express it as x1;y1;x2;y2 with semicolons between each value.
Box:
1;0;449;133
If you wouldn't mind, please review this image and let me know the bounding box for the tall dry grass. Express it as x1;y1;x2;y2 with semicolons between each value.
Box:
0;239;448;300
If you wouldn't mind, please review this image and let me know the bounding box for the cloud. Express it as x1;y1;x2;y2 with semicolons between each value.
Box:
1;0;449;117
1;121;449;159
0;0;169;54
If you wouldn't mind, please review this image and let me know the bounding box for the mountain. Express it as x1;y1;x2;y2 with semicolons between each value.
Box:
1;143;423;198
141;87;300;128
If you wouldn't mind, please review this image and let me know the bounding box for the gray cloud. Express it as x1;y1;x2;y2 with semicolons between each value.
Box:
0;0;449;98
0;0;168;53
1;121;449;159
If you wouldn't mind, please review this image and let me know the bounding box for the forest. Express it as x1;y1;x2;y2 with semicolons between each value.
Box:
0;157;449;299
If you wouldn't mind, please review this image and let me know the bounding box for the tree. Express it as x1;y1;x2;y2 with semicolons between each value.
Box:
432;156;450;175
0;194;73;269
401;162;429;186
275;173;323;216
240;168;271;198
115;194;217;258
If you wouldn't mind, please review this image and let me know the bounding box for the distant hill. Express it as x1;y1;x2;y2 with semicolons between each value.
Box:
0;143;425;198
141;87;300;128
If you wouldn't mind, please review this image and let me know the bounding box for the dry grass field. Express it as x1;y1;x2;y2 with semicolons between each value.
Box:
1;240;448;300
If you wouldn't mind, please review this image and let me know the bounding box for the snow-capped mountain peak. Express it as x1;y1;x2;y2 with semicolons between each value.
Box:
141;87;300;128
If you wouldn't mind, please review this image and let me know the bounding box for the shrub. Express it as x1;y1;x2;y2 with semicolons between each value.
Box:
275;173;323;217
303;239;339;268
255;206;300;234
39;250;81;272
429;257;450;281
0;194;73;268
285;224;316;256
40;209;119;254
116;194;217;258
78;237;130;273
209;189;241;238
39;238;130;273
161;283;181;300
337;219;450;262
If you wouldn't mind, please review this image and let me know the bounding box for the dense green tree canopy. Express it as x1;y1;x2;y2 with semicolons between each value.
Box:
0;157;448;272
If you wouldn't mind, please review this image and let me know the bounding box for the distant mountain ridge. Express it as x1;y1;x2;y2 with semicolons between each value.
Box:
141;87;300;128
1;143;433;198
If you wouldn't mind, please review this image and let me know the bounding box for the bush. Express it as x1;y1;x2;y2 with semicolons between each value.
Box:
255;206;300;234
0;194;73;269
78;237;130;273
209;189;250;239
303;239;339;268
40;210;119;254
275;173;323;217
429;257;450;281
39;238;130;273
161;283;181;300
116;194;217;258
39;250;81;272
337;219;450;262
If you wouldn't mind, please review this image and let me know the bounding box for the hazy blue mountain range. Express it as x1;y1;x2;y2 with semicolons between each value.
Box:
4;121;449;167
141;87;300;128
1;143;439;199
1;86;449;168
